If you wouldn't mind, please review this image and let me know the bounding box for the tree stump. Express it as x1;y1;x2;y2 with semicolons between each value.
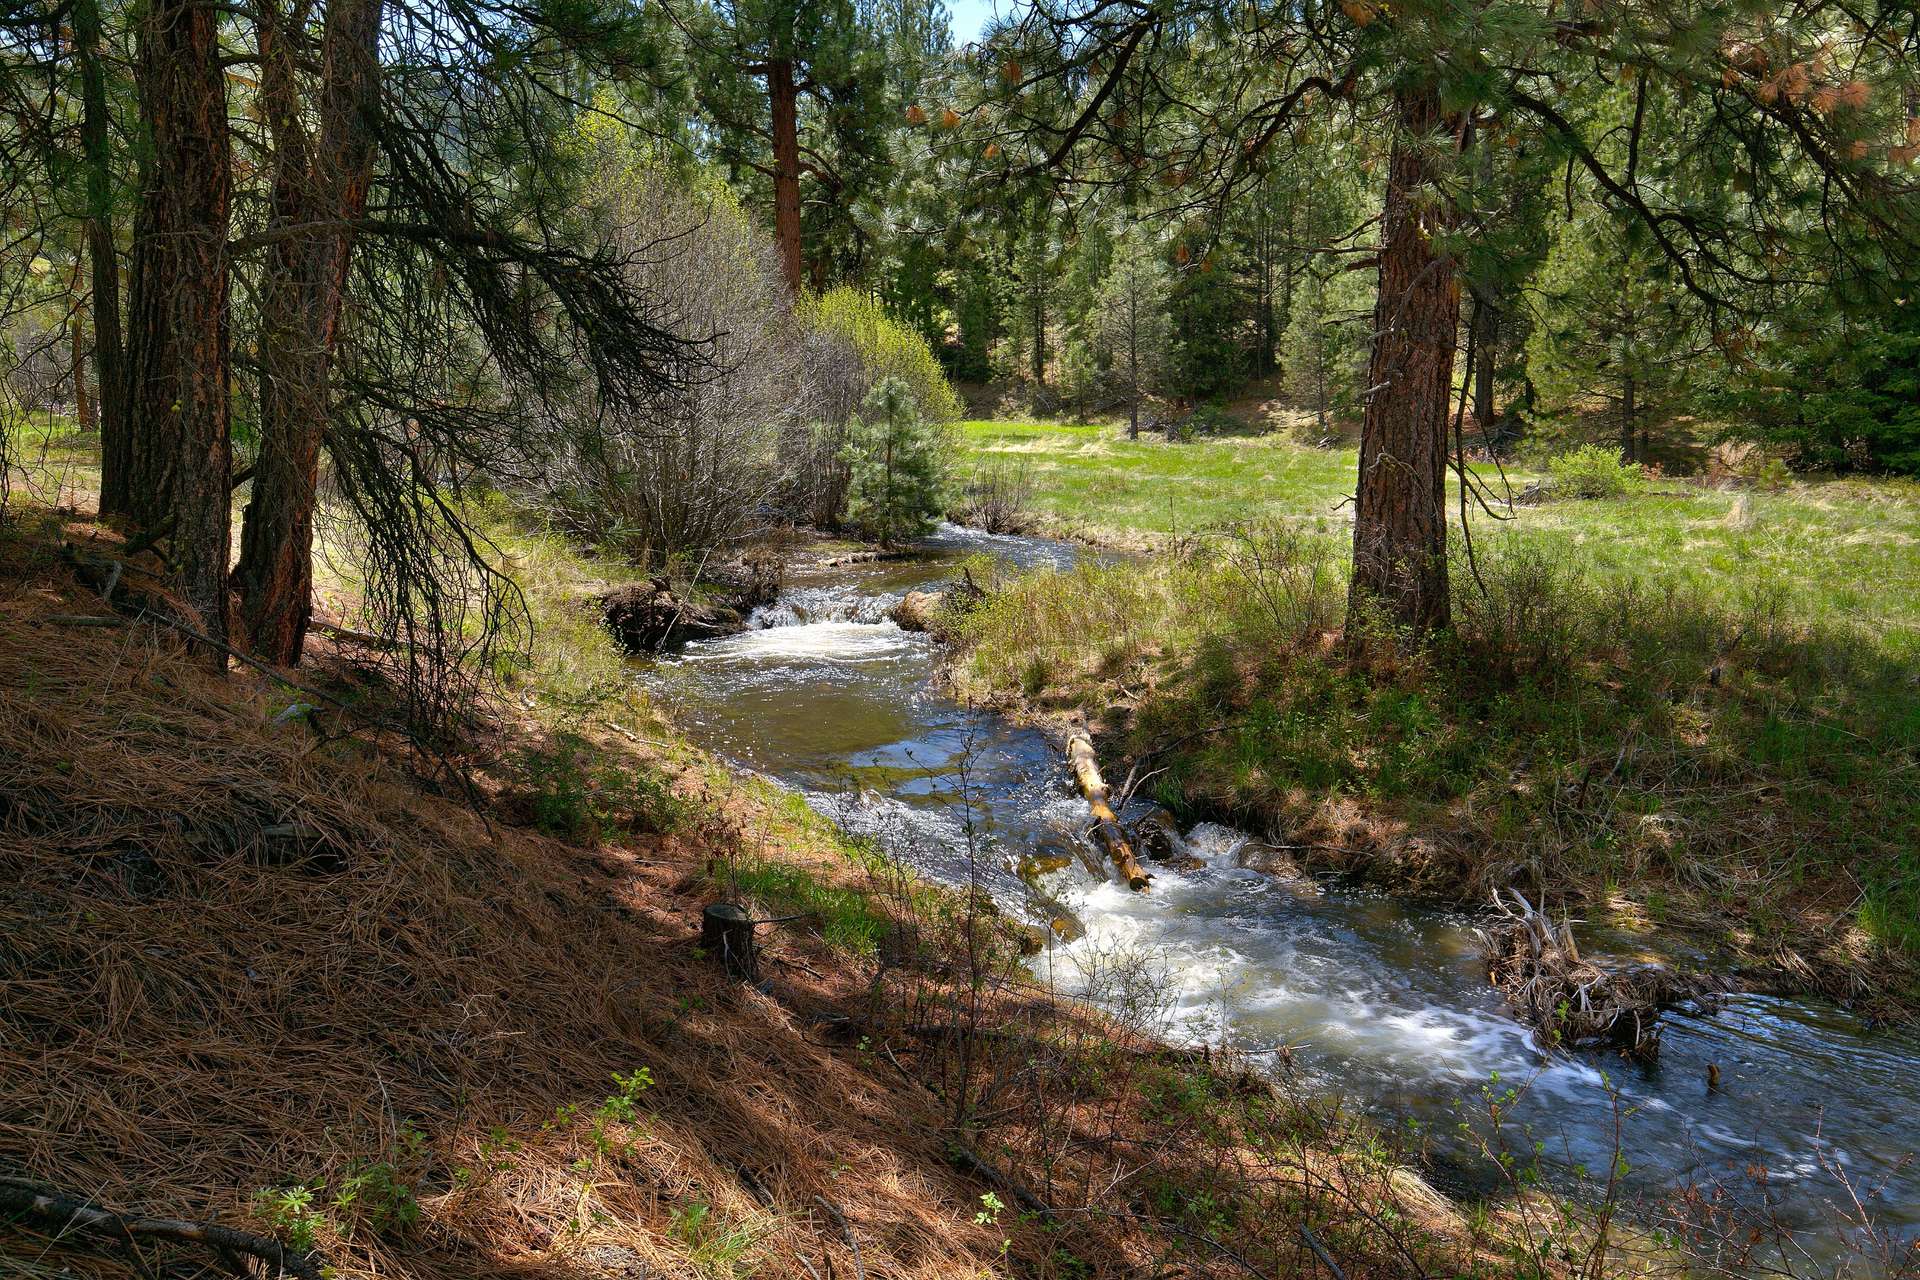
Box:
701;903;757;980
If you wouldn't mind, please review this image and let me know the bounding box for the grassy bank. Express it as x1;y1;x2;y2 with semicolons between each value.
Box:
0;480;1659;1280
948;424;1920;1009
958;420;1920;645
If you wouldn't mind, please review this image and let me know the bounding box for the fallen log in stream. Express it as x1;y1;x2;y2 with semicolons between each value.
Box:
1065;734;1151;891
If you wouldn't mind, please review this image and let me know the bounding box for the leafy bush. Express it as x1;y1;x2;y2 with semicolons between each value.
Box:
1220;522;1342;645
803;287;964;424
253;1123;427;1248
1450;542;1591;687
1545;444;1646;499
1746;455;1792;492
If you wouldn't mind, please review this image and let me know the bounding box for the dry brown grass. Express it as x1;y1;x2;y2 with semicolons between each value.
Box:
0;520;1028;1279
0;511;1636;1280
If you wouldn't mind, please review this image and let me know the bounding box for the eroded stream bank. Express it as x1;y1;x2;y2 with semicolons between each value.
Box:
639;523;1920;1256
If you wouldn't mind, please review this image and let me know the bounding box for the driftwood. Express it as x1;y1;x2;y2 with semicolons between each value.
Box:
1477;889;1722;1059
1065;734;1150;890
0;1176;326;1278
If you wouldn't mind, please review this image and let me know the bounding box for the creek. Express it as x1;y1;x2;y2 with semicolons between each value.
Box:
642;523;1920;1257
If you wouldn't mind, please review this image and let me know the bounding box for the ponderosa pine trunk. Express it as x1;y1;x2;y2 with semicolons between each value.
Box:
768;57;803;294
69;306;93;431
234;0;382;665
1346;82;1459;639
122;0;231;659
1470;291;1498;435
74;0;127;508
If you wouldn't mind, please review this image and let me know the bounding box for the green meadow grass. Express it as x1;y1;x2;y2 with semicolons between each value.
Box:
957;420;1920;651
951;420;1920;987
957;419;1358;538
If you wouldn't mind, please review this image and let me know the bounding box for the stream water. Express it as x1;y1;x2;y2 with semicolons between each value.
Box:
643;524;1919;1257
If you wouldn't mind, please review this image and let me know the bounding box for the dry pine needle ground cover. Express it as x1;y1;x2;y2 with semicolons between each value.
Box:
0;514;1566;1280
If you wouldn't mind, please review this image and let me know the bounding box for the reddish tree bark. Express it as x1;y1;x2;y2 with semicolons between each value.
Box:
234;0;383;665
69;307;93;431
122;0;232;661
73;0;128;509
768;56;804;294
1346;82;1461;639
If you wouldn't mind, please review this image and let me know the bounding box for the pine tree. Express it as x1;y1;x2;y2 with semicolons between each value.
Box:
999;201;1057;388
1167;241;1244;403
966;0;1920;637
1092;224;1171;438
680;0;888;293
843;377;946;547
1057;337;1099;424
1282;271;1362;432
1529;210;1703;462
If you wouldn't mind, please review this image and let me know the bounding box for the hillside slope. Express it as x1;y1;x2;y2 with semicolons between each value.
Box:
0;512;1538;1280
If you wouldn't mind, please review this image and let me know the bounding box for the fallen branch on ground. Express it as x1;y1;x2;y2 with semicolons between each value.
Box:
0;1176;326;1279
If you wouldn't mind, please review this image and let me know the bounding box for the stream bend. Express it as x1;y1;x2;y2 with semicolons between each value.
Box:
644;523;1920;1250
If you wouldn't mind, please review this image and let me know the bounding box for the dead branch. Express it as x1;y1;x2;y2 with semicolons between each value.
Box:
0;1176;326;1279
1477;888;1724;1059
1065;733;1150;891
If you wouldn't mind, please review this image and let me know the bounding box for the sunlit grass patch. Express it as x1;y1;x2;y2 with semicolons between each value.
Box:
958;419;1920;648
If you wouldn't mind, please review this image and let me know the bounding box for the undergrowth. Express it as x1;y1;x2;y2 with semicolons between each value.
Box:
949;523;1920;1006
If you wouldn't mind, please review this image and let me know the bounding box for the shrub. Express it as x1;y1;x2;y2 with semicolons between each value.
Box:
516;732;686;842
952;456;1037;534
528;162;803;567
1170;403;1239;441
1450;542;1591;688
1219;522;1342;647
1545;444;1646;499
803;287;964;424
253;1183;327;1252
